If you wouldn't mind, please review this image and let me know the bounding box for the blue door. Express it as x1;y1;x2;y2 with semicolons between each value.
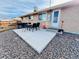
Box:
51;10;60;28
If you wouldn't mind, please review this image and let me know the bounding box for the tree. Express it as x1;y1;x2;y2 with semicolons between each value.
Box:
33;6;38;12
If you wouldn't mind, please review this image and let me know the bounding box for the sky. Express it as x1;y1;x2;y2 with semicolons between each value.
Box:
0;0;72;20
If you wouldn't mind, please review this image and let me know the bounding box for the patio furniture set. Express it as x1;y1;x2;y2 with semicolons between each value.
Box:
17;22;40;31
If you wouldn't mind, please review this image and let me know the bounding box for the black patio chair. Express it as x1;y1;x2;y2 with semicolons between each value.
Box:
22;23;29;31
21;23;26;28
27;22;32;31
32;23;37;31
36;22;40;30
25;23;28;28
17;23;22;29
32;22;40;31
24;23;30;30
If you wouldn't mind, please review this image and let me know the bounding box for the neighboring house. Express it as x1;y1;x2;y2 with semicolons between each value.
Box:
0;20;17;29
19;0;79;33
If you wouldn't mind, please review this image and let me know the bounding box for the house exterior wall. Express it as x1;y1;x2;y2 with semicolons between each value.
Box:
38;12;52;28
33;14;39;21
20;4;79;32
61;5;79;33
46;11;52;28
39;11;53;28
21;17;29;23
22;12;52;28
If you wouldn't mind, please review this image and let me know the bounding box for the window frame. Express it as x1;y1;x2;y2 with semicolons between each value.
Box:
39;13;47;21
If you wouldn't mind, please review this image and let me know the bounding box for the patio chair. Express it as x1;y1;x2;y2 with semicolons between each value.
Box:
21;23;28;32
36;22;40;30
27;22;32;31
21;23;25;28
17;23;22;29
24;23;30;31
32;23;37;31
32;22;40;31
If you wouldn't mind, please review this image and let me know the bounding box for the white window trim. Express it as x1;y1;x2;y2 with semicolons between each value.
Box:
39;13;48;21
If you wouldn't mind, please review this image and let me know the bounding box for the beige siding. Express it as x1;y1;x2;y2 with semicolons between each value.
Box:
33;14;39;21
61;5;79;32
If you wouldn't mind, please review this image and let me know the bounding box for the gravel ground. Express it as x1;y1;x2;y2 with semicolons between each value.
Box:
0;31;79;59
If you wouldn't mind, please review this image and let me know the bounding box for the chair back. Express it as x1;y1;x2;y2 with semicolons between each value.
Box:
36;23;40;27
32;23;36;27
28;22;31;24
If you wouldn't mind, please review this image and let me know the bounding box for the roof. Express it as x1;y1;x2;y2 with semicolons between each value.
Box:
19;0;78;18
0;19;12;21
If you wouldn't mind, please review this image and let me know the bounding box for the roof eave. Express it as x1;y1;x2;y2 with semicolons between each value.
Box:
19;1;73;18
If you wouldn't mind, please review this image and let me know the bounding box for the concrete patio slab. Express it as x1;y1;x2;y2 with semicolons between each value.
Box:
13;29;56;53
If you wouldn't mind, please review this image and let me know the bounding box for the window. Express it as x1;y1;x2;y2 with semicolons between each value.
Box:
39;14;42;20
53;11;59;23
28;15;33;20
31;16;33;19
39;13;47;21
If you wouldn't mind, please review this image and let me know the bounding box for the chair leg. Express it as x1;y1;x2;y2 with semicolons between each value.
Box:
29;27;31;31
35;27;37;31
32;28;34;32
24;27;27;32
27;27;28;30
38;27;39;30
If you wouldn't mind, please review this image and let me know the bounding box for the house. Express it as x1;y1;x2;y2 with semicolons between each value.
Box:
18;0;79;34
0;19;17;30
